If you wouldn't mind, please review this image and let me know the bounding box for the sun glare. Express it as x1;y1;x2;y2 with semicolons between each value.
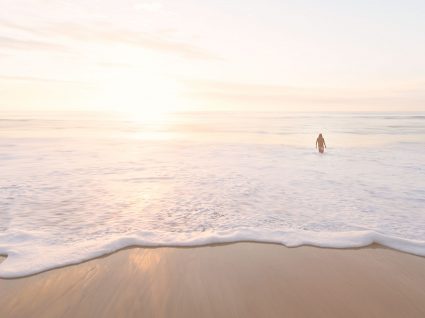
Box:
91;70;181;122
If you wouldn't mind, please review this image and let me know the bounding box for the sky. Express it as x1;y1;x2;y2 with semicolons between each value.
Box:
1;0;425;113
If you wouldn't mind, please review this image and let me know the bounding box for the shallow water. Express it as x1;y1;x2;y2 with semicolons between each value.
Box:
0;111;424;277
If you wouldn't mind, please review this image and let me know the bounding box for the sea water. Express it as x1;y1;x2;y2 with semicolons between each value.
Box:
0;111;424;277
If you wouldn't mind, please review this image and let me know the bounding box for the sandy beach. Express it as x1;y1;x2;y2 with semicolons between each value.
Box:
1;243;425;318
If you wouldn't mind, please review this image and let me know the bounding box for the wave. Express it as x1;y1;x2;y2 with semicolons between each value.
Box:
1;229;424;278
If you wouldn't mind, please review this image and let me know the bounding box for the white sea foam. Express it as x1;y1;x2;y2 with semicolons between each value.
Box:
1;229;425;278
1;112;424;278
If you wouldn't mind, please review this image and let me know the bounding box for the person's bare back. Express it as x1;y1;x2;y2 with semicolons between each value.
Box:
316;133;326;153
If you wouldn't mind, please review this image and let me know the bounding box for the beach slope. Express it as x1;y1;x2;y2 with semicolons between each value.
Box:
1;243;425;318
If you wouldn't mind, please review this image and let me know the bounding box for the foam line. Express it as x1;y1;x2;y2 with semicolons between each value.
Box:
1;229;424;278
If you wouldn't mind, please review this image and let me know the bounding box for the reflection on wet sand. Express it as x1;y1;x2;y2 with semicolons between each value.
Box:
128;249;162;272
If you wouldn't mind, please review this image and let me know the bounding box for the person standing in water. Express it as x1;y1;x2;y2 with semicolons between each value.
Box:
316;133;326;153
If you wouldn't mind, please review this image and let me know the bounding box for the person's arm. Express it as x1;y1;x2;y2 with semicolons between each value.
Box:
324;140;327;148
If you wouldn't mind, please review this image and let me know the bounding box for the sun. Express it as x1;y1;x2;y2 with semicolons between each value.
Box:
91;70;181;122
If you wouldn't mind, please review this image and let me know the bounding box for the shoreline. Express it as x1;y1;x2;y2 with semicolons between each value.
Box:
2;235;425;279
0;242;387;279
1;243;425;317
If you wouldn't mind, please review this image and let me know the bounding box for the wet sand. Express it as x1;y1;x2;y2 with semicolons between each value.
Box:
1;243;425;318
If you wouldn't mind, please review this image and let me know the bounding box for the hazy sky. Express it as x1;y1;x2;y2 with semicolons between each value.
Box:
1;0;425;113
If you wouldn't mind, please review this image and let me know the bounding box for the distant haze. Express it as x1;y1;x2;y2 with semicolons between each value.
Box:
1;0;425;113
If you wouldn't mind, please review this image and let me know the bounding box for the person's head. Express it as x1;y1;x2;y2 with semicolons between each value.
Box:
319;133;323;138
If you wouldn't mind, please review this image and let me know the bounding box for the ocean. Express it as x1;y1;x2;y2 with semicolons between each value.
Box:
0;111;424;277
